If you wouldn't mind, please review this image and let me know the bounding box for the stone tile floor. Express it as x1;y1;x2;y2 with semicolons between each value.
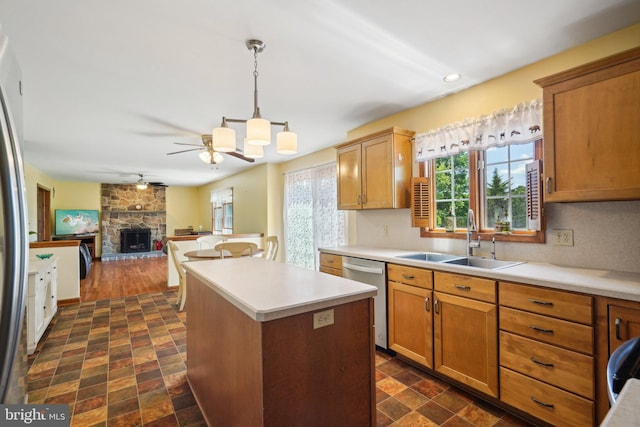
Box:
27;291;533;426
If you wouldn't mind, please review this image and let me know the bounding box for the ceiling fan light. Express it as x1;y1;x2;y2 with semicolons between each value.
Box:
212;127;236;152
246;117;271;146
136;183;148;190
243;139;264;158
276;131;297;154
199;150;224;164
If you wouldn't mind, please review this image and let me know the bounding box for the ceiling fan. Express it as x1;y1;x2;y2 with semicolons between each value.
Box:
167;134;255;164
135;174;167;188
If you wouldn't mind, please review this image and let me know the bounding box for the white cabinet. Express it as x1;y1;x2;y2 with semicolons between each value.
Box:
27;257;58;354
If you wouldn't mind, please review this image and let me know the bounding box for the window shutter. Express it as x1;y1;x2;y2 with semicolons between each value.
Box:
526;160;542;231
411;177;430;228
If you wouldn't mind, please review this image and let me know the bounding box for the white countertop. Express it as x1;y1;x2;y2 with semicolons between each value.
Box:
601;379;640;426
183;257;377;322
320;246;640;301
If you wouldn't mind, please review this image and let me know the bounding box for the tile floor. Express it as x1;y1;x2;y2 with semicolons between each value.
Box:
27;291;533;426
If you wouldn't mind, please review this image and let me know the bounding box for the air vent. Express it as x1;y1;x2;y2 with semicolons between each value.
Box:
411;177;430;228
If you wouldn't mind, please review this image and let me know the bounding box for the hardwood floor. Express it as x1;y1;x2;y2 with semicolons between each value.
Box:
80;257;169;301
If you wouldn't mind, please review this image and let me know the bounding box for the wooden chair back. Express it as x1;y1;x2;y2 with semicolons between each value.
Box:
262;236;279;261
214;242;258;259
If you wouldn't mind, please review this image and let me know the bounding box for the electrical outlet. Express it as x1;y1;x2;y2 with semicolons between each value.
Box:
551;229;574;246
313;309;334;329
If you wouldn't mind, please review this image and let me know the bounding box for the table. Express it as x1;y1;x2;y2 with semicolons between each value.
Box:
183;248;263;260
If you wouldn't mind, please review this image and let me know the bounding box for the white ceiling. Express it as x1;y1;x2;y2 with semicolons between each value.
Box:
1;0;638;186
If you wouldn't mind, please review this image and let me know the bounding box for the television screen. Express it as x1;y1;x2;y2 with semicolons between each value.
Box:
55;209;100;235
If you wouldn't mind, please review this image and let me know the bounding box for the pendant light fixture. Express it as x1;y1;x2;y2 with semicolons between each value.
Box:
212;39;298;156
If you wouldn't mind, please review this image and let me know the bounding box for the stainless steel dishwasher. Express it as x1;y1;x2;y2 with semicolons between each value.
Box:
342;256;387;349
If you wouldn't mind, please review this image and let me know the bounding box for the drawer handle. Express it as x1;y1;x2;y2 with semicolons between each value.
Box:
425;297;430;312
615;317;622;340
455;284;471;291
530;325;554;334
327;260;334;264
435;299;439;314
530;396;554;409
530;357;554;368
529;298;553;306
545;177;552;195
402;274;415;280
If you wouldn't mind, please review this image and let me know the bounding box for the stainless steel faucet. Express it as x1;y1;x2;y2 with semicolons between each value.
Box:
467;209;480;256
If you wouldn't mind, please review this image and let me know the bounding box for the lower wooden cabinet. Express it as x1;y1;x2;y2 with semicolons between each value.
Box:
434;291;498;397
501;367;594;427
319;253;342;276
388;281;433;368
608;303;640;353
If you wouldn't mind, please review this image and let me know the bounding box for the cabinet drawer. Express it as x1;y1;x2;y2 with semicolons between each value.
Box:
500;331;594;399
500;307;593;354
434;272;496;303
500;367;593;427
388;264;432;289
319;253;342;270
500;282;592;324
319;266;342;277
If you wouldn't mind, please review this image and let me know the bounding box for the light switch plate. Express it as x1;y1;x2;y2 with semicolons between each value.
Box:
551;229;574;246
313;309;334;329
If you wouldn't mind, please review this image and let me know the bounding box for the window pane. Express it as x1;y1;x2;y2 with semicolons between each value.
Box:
483;142;534;231
433;153;469;230
486;146;507;164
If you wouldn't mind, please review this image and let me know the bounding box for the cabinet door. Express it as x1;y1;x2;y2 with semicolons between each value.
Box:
337;144;362;209
388;281;433;368
34;277;45;336
609;304;640;353
434;291;498;397
361;135;393;209
540;52;640;202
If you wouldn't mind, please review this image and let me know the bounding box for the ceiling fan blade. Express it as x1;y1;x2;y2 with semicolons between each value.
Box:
225;151;255;163
173;142;205;147
166;147;204;155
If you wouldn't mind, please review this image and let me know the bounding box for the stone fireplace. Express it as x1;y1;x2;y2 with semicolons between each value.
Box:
101;184;166;260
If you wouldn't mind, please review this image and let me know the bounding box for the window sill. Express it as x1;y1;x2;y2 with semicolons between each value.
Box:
420;229;545;243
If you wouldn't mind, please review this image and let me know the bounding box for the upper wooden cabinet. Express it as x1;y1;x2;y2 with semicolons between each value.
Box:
336;127;414;210
535;47;640;202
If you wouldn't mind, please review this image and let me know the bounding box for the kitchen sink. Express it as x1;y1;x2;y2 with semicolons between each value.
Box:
395;253;466;263
442;257;524;270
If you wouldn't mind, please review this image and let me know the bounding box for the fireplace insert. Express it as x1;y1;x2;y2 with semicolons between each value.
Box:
120;228;151;253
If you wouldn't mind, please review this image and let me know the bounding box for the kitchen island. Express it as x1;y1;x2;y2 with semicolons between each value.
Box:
183;257;377;426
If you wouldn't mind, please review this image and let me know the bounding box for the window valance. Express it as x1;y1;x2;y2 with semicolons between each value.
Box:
414;98;543;161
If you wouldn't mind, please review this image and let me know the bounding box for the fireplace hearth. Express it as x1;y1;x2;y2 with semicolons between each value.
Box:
120;229;151;253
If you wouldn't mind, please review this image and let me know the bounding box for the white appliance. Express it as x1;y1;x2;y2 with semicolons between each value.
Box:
0;25;28;404
342;256;387;349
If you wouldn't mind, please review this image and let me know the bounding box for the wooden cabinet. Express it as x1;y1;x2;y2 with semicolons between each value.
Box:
608;303;640;354
433;272;498;397
27;257;58;354
387;264;433;368
336;127;414;210
319;253;343;277
535;46;640;202
499;282;594;427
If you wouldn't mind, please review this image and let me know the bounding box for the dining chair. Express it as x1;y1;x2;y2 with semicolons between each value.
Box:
168;241;187;311
196;235;225;249
214;242;258;259
262;236;279;261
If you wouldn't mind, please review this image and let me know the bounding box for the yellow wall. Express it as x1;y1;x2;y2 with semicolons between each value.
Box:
348;23;640;140
197;164;269;234
166;186;199;236
23;162;55;234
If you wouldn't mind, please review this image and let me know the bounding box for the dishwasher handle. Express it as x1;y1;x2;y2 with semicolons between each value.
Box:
343;262;384;275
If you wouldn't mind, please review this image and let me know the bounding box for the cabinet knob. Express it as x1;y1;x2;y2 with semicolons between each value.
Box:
615;317;623;340
425;297;430;312
545;177;552;194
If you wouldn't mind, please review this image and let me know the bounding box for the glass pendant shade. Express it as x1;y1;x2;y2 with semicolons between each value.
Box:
243;139;264;158
199;150;224;164
246;118;271;146
276;131;298;154
212;127;236;152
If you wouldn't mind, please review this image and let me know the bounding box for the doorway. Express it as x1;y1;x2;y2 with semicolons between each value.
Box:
36;185;51;241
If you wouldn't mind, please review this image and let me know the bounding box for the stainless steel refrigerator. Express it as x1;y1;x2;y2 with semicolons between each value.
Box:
0;25;29;404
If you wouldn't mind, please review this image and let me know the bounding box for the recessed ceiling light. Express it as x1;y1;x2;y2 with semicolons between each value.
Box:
443;73;462;82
